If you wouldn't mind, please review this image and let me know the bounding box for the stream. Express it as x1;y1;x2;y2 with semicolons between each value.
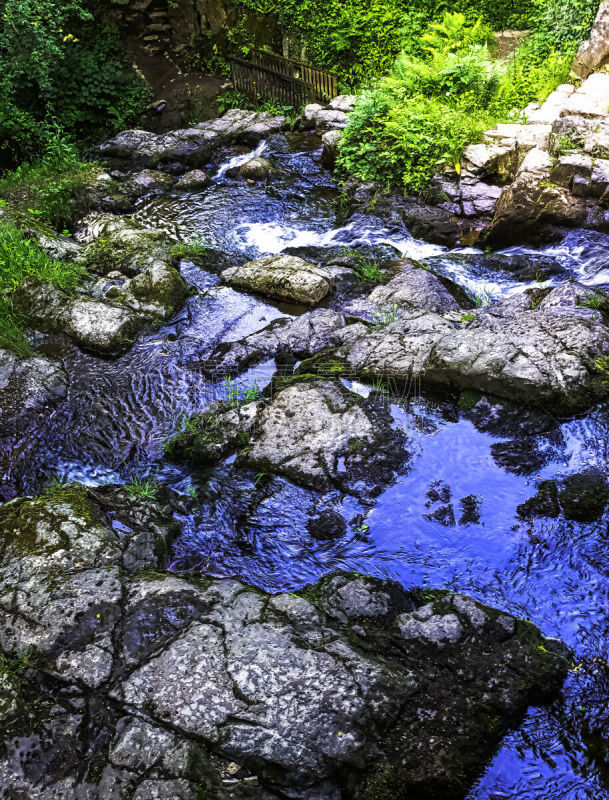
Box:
4;130;609;799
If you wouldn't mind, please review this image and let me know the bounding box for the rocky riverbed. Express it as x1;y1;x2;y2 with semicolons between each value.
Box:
2;111;609;799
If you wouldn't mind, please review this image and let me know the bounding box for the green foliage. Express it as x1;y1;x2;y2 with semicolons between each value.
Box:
337;14;504;190
0;2;150;170
337;2;598;192
343;248;387;283
0;152;101;230
230;0;531;89
0;220;86;354
170;238;208;264
581;290;609;311
224;375;262;406
372;305;399;328
124;475;159;499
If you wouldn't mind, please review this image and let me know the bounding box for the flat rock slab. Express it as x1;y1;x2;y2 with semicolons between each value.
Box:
0;486;568;799
322;284;609;412
221;255;334;306
99;109;285;167
562;72;609;118
242;379;408;496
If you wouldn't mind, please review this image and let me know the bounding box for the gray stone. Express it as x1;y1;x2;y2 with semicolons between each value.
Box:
0;487;569;799
329;95;357;112
303;104;349;130
562;72;609;117
572;0;609;78
324;284;609;411
176;168;212;190
367;260;472;313
237;156;275;180
321;129;343;168
221;255;334;306
0;349;68;425
125;169;176;197
242;379;408;496
204;308;350;375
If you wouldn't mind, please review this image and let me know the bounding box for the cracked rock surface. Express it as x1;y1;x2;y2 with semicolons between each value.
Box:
0;486;567;799
316;283;609;411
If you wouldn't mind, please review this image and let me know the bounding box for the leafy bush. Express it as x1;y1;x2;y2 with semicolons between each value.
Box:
0;221;86;354
229;0;531;88
0;1;150;169
337;3;600;191
337;14;505;190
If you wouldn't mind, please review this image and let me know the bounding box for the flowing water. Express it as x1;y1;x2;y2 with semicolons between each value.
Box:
3;131;609;798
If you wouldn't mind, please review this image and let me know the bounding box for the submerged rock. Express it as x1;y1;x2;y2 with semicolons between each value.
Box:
221;255;334;306
559;468;609;522
0;348;68;424
0;486;568;799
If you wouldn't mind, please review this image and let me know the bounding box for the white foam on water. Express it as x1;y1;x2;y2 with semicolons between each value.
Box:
234;217;447;260
214;139;267;180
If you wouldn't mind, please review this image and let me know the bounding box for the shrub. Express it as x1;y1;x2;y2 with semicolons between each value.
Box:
337;3;600;192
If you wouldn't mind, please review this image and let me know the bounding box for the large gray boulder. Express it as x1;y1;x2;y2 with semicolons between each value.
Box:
315;283;609;412
221;255;334;306
13;280;140;355
99;110;285;168
0;485;568;800
485;148;587;245
572;0;609;78
367;260;473;313
242;379;408;496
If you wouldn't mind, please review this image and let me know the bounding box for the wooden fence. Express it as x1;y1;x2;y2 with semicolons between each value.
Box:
229;49;337;108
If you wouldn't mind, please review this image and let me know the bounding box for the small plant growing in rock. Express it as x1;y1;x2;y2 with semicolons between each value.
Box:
224;376;261;406
581;290;608;311
169;237;207;264
372;305;399;328
124;475;158;499
343;248;386;284
469;286;494;307
371;376;388;394
461;313;475;322
348;438;363;452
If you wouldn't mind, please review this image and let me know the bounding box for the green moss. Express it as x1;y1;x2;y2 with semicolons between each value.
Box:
457;389;482;411
0;483;99;556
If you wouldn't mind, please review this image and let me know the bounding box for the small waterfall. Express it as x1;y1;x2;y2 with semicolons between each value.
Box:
214;139;268;180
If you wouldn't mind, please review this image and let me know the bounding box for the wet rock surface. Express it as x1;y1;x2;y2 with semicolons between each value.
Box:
98;109;285;169
315;284;609;411
0;349;68;424
221;255;334;306
0;487;568;800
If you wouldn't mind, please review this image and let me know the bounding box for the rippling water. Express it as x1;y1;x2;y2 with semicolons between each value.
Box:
3;131;609;799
